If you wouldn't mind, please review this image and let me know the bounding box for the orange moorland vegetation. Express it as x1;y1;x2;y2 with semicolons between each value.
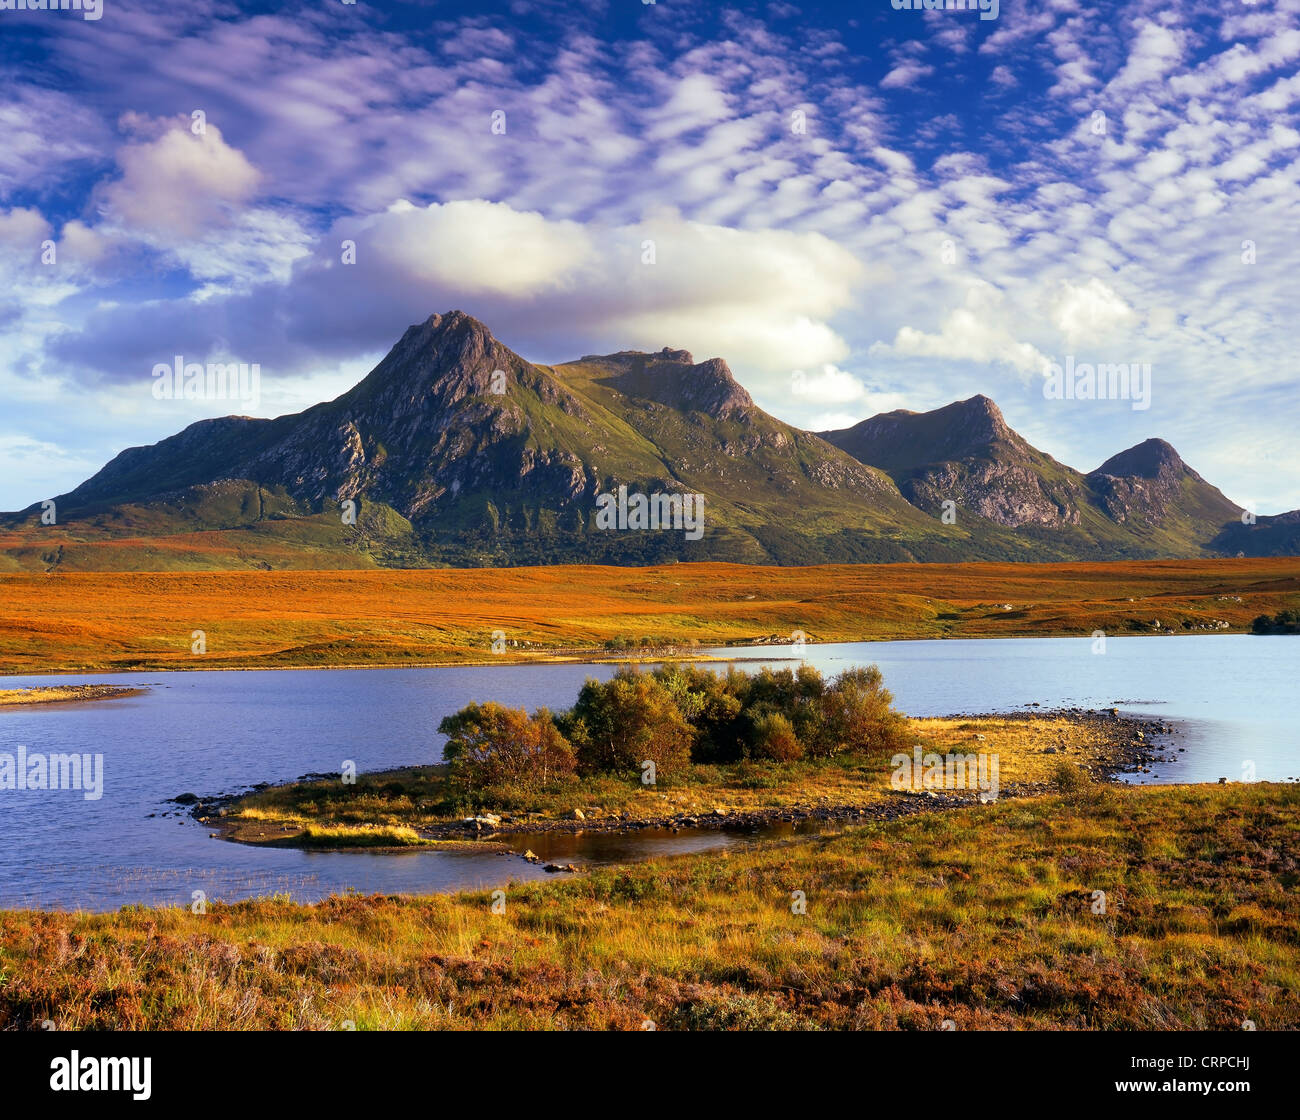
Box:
0;556;1296;674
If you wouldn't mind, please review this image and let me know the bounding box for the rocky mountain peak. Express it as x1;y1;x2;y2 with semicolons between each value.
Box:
17;312;1273;569
346;309;516;416
658;347;694;363
573;348;752;418
386;309;498;374
1085;438;1237;528
686;357;752;417
956;392;1007;423
1092;438;1188;481
933;394;1013;447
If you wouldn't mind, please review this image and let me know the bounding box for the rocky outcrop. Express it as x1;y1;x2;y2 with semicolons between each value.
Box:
822;395;1087;528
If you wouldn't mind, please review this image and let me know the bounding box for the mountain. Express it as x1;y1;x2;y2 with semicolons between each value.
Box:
820;395;1093;528
0;312;1290;571
820;399;1249;559
1210;510;1300;558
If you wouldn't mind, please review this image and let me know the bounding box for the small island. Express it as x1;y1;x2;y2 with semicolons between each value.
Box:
206;665;1173;851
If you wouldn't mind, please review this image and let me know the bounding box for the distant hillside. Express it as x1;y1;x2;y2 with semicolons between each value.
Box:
0;311;1292;571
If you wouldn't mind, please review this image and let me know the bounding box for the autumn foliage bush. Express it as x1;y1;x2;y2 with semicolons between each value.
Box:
438;702;576;793
437;663;908;793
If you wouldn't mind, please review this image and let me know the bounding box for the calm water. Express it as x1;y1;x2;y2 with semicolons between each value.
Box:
0;635;1295;910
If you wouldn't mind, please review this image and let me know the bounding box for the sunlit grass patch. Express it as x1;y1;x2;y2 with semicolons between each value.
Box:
297;823;425;848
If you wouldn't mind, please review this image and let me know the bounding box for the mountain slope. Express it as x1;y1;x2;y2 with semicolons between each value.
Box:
821;398;1249;559
821;395;1092;528
5;313;955;569
0;313;1289;571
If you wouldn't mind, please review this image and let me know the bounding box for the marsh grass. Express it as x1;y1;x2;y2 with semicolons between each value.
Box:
2;782;1296;1030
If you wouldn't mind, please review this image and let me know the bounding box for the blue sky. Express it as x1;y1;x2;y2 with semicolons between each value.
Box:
1;0;1297;513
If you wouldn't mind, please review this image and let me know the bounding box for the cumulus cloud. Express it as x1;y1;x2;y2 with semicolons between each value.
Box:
790;363;869;405
1049;279;1137;347
880;62;935;90
0;206;51;255
871;284;1052;377
363;199;596;297
97;116;262;238
49;202;866;383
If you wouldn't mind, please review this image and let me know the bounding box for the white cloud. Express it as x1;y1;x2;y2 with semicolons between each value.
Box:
364;199;596;298
98;117;261;238
880;62;934;90
1049;279;1137;346
874;309;1050;376
871;283;1052;377
347;205;866;374
791;363;867;405
1110;20;1186;91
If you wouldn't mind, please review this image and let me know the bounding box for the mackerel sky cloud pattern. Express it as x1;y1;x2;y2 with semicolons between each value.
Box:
0;0;1297;511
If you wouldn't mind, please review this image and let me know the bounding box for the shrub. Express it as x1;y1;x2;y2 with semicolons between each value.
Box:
810;666;908;757
438;702;576;792
748;711;804;762
562;666;695;778
1253;610;1300;634
444;661;908;786
679;665;824;761
651;664;744;762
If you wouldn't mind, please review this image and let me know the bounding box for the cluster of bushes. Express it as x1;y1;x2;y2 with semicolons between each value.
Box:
437;663;908;794
1251;610;1300;634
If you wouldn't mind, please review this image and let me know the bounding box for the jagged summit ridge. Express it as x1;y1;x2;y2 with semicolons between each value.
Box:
821;396;1242;539
563;346;753;419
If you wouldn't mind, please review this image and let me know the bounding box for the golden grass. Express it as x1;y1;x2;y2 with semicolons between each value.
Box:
0;557;1296;673
0;685;141;706
2;782;1296;1030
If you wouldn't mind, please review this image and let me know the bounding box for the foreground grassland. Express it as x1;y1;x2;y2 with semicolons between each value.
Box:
1;782;1296;1030
217;714;1123;847
0;557;1296;673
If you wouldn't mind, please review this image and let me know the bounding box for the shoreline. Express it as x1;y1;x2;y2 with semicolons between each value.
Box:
7;780;1296;1029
